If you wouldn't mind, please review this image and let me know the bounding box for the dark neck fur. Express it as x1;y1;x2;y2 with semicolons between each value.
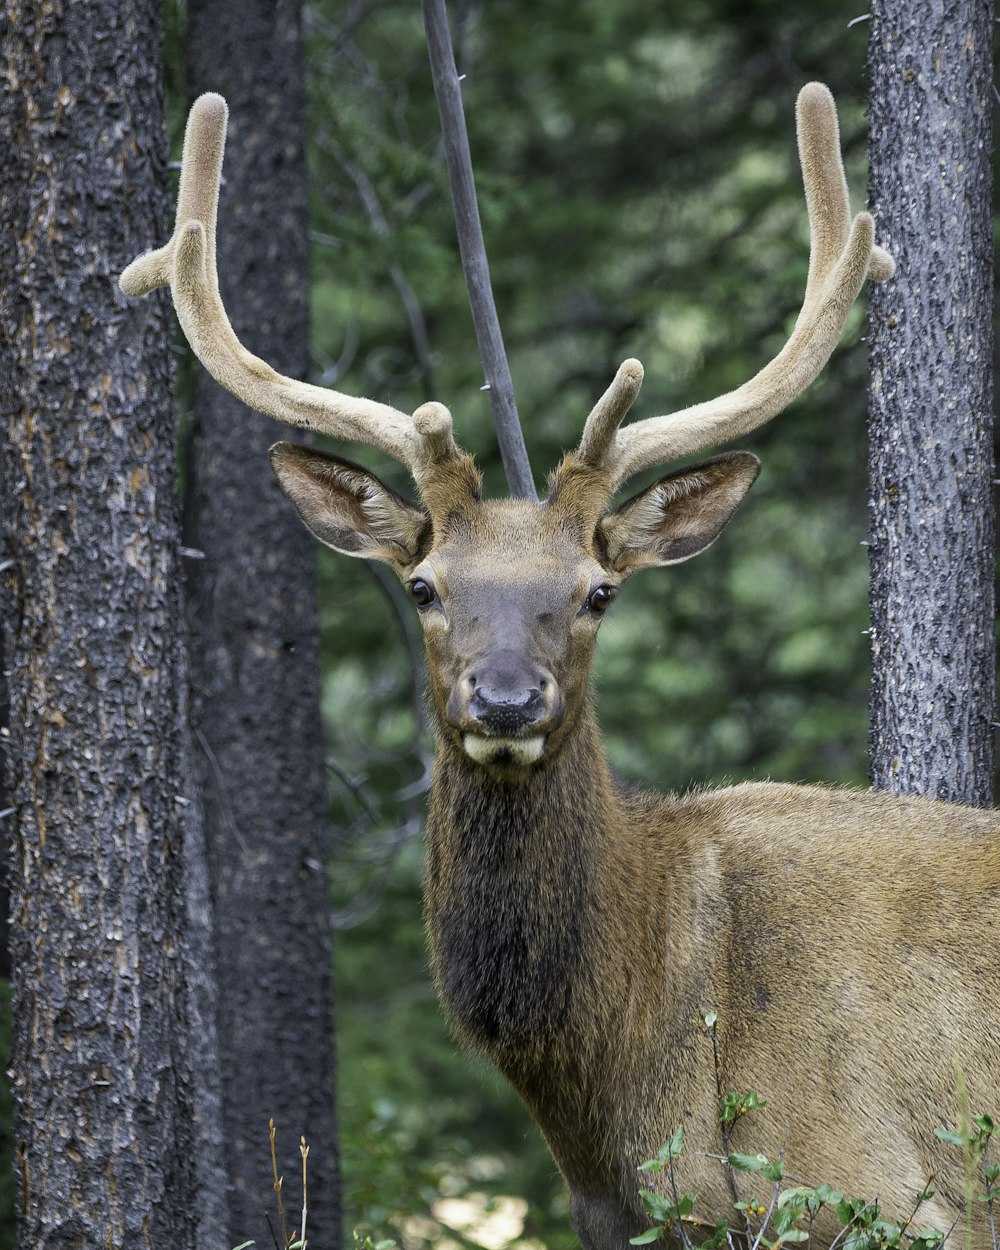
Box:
424;706;616;1072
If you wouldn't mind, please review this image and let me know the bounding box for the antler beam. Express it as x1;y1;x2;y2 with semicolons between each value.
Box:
120;93;458;483
574;82;895;492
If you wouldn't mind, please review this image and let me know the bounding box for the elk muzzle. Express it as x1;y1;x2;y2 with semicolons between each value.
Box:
448;650;563;767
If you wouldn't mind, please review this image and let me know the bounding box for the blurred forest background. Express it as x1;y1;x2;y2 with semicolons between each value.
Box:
3;1;991;1248
208;2;896;1246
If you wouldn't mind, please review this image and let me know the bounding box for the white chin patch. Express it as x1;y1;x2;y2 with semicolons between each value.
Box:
462;734;546;766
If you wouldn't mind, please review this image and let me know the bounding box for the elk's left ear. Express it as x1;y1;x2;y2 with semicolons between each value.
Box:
598;451;761;574
269;442;431;571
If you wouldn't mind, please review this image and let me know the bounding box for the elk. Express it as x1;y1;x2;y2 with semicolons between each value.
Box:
121;84;1000;1250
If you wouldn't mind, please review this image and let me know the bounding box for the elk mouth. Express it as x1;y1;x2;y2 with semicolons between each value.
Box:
462;733;547;767
447;657;561;767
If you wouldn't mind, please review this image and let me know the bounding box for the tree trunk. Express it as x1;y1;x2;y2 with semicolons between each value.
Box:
184;1;339;1243
0;634;10;982
867;2;996;807
0;1;227;1246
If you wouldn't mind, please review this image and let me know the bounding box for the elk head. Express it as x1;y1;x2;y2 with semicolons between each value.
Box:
120;85;893;772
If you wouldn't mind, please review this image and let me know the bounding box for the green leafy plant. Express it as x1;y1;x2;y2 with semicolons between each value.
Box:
935;1107;998;1250
352;1234;397;1250
631;1130;955;1250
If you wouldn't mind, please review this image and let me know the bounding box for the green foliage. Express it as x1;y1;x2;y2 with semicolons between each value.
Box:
936;1113;1000;1208
638;1127;688;1172
354;1235;397;1250
631;1107;1000;1250
720;1090;767;1125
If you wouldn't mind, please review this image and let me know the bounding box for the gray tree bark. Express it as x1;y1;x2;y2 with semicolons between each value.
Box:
867;2;996;807
0;1;227;1246
184;0;339;1243
0;637;10;981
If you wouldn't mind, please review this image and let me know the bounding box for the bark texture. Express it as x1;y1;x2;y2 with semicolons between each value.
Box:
0;1;227;1246
0;636;10;981
185;0;339;1243
867;2;996;806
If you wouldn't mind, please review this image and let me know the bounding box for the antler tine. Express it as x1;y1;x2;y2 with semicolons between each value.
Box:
797;83;894;312
574;83;895;492
119;92;228;297
120;93;457;481
576;358;645;469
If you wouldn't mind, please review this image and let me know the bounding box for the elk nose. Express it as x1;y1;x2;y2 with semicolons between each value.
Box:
469;682;546;735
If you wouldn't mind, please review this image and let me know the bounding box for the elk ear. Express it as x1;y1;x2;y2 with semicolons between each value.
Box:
598;451;761;574
269;442;431;571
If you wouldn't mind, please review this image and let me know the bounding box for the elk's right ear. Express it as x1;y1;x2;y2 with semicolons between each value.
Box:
269;443;431;571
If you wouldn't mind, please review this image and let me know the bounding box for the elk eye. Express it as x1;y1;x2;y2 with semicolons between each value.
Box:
409;578;437;608
587;584;618;614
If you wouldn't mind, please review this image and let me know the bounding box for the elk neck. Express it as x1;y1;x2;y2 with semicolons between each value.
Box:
423;696;683;1128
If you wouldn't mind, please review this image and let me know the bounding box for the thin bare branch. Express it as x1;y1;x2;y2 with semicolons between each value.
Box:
421;0;537;499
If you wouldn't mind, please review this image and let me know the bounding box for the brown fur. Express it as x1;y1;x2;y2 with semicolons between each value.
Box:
426;699;1000;1250
270;456;1000;1250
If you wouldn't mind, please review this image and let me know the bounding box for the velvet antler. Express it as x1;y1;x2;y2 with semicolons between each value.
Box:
571;82;895;494
120;93;460;485
122;82;893;510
